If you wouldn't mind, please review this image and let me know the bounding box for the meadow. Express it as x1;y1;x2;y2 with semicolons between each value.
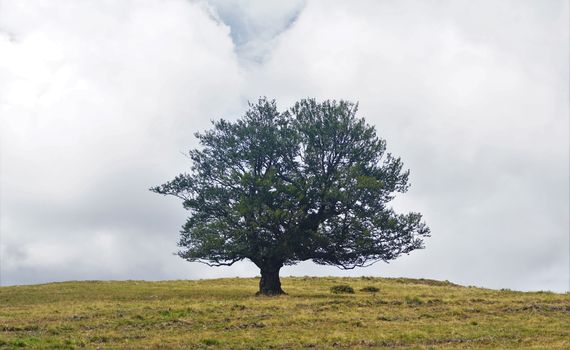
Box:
1;277;568;349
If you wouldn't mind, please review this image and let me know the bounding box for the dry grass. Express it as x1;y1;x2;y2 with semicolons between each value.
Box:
1;277;569;349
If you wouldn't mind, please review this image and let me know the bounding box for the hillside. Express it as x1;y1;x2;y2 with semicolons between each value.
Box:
1;277;568;349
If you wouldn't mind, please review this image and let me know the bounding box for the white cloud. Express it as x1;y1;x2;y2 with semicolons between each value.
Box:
0;0;244;285
250;0;569;291
205;0;306;63
1;0;568;292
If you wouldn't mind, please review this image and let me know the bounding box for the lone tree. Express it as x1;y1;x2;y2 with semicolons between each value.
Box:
151;98;430;295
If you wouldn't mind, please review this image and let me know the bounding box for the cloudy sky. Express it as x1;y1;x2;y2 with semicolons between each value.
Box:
1;0;568;292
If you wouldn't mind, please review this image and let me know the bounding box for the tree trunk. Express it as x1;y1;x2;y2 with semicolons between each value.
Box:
257;266;285;296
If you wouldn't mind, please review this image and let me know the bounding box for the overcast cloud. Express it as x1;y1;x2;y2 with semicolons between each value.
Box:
1;0;568;292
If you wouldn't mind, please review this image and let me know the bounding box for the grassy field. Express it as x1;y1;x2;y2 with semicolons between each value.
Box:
1;277;569;349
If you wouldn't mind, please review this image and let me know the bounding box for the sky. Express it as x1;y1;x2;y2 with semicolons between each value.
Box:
0;0;568;292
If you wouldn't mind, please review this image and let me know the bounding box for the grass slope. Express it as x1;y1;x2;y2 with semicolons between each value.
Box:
1;277;569;349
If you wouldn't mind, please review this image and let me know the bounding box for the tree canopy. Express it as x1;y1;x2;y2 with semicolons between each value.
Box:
151;98;430;295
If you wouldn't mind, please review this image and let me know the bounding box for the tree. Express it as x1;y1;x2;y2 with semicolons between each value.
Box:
151;98;430;295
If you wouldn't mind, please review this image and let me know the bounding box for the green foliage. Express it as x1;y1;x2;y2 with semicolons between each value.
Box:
360;286;380;293
330;285;355;294
151;98;430;285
